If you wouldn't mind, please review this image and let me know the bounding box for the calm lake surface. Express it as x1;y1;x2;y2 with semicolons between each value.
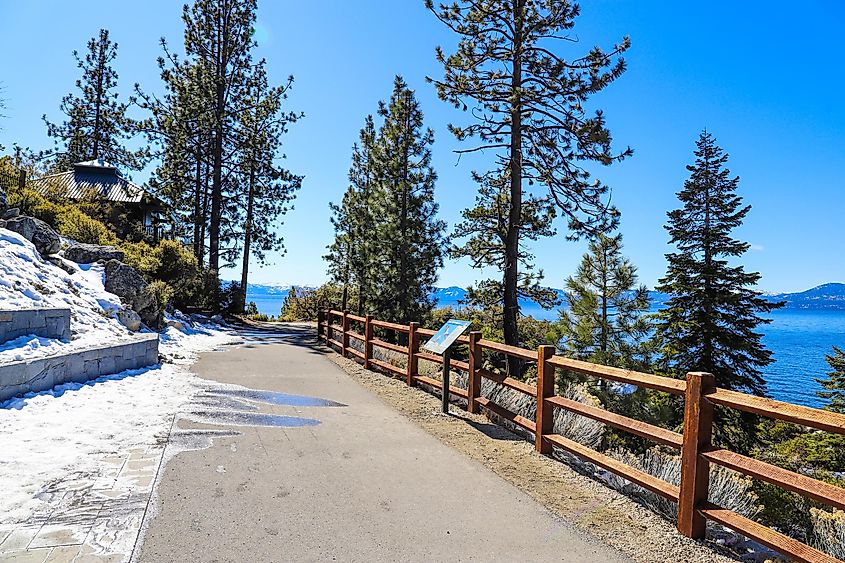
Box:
248;293;844;409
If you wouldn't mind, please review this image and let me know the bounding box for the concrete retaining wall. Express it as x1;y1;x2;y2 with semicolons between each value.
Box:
0;334;159;403
0;308;71;344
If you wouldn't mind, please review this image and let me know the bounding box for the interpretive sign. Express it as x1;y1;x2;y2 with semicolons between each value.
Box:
422;319;471;355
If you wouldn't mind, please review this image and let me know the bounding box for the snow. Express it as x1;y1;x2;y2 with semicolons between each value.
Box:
0;228;130;362
0;227;239;525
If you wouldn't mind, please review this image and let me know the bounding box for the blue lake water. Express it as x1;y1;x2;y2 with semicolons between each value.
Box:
247;292;844;409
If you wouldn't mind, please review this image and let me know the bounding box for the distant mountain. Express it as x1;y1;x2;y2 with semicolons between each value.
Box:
430;284;845;311
765;283;845;310
241;282;845;311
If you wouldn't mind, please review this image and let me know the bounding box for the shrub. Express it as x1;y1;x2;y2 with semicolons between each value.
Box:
810;508;845;560
280;284;349;321
121;239;206;310
56;206;118;246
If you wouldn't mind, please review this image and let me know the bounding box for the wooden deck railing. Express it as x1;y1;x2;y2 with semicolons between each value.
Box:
316;309;845;563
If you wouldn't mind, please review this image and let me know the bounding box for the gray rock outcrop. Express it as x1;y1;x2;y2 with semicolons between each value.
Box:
65;243;125;264
4;216;61;255
104;260;159;327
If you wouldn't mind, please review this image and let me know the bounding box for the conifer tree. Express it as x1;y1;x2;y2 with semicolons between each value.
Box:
235;61;303;312
44;29;140;171
451;169;558;318
558;233;651;374
369;76;446;323
817;346;845;413
325;116;379;314
655;131;782;452
428;0;631;362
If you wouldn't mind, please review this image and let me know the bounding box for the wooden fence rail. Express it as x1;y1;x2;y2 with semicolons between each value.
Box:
317;309;845;563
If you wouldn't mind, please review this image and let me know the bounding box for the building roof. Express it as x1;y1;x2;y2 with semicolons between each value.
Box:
31;159;163;207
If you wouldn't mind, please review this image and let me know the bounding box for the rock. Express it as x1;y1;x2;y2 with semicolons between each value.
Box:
117;309;143;332
65;243;125;264
4;216;61;255
165;319;186;332
0;219;6;229
45;255;76;274
2;207;20;219
104;260;156;324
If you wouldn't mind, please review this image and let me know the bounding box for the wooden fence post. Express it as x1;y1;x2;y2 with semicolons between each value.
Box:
342;310;350;357
467;331;482;413
407;322;419;387
325;310;332;344
317;310;324;338
678;371;715;539
535;345;556;454
364;315;373;370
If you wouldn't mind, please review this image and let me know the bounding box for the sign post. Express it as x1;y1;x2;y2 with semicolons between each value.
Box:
422;319;471;414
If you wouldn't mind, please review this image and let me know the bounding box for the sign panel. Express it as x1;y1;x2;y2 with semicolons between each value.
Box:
422;319;471;355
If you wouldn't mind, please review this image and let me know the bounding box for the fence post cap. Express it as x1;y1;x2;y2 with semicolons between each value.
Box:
538;344;556;357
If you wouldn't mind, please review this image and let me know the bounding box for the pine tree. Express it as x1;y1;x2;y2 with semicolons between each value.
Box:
235;61;303;312
655;131;782;452
428;0;631;364
558;233;651;372
451;169;559;322
369;77;446;324
325;116;379;314
817;346;845;413
44;29;140;171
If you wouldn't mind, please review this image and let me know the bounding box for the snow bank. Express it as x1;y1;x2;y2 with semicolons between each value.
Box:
0;228;129;361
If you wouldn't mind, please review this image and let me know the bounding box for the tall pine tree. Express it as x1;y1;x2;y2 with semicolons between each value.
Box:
325;116;379;314
235;61;303;312
428;0;630;366
369;76;446;323
44;29;140;171
655;131;782;452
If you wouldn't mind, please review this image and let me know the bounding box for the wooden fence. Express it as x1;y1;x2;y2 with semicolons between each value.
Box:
317;309;845;563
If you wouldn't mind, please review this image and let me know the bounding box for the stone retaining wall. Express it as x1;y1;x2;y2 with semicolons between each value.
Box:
0;308;71;344
0;334;159;403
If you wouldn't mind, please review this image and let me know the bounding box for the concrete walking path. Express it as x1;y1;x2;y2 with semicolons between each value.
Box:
138;325;629;562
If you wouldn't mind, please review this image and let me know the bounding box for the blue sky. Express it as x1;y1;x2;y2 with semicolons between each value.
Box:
1;1;843;292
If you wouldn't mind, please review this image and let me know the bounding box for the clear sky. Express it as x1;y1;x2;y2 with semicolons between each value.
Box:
1;1;843;292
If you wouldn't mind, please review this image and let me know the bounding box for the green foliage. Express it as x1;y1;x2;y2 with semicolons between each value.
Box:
56;207;119;246
428;0;630;355
817;346;845;413
44;29;141;171
326;78;446;324
244;301;259;316
280;284;350;322
145;280;174;323
653;131;782;453
121;239;206;309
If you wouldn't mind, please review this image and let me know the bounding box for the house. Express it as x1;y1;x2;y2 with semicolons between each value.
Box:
30;159;170;242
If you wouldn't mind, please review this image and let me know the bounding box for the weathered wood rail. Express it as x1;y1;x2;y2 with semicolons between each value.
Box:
317;309;845;563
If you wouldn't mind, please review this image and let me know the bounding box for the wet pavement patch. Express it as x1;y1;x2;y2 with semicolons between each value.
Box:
186;410;321;428
205;388;346;408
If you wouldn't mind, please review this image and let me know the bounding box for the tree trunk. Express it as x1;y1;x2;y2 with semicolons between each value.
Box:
193;151;203;262
92;43;105;160
208;16;227;312
503;0;524;376
399;92;411;322
239;163;256;314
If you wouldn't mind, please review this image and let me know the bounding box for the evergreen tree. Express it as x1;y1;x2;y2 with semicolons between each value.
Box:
557;233;651;374
816;346;845;413
44;29;140;171
325;116;379;314
235;61;303;312
369;76;446;323
451;169;559;323
655;131;782;452
428;0;631;364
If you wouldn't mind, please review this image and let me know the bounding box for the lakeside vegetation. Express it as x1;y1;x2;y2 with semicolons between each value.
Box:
1;0;842;557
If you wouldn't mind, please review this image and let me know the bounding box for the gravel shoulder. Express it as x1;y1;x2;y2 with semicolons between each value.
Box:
321;340;739;563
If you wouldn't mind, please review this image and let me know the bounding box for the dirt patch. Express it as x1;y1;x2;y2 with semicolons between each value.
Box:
323;347;742;563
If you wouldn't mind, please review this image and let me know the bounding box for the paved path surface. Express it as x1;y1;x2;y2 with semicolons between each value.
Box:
138;325;630;563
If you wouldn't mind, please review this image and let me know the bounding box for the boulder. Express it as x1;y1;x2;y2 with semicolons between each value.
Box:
4;216;61;255
104;259;154;319
45;256;76;274
2;207;20;219
117;309;143;332
65;243;125;264
165;319;186;332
